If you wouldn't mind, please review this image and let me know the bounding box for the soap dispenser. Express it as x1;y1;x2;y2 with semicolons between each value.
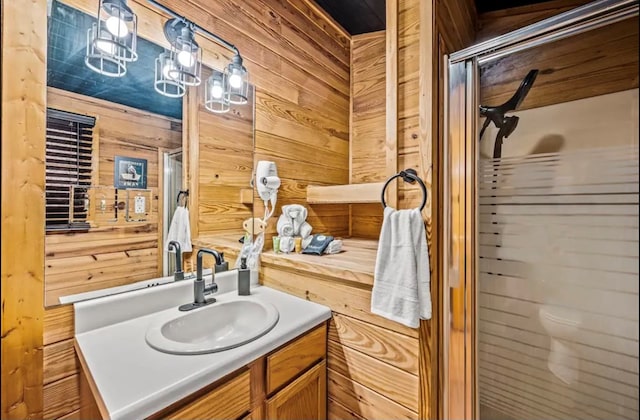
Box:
238;257;250;296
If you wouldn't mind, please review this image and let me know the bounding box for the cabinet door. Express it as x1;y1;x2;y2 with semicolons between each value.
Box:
266;360;326;420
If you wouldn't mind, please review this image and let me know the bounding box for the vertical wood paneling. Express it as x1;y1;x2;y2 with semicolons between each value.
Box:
1;0;47;417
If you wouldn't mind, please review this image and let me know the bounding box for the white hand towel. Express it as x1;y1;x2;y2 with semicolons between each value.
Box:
166;206;192;253
371;207;431;328
282;204;308;235
276;214;294;237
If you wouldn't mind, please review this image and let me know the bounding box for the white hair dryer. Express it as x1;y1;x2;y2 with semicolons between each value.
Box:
255;160;280;220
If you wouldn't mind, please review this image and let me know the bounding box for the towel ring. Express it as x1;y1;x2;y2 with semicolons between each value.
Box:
381;168;427;211
177;190;189;207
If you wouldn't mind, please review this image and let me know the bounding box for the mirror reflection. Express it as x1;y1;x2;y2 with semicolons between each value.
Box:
44;0;255;307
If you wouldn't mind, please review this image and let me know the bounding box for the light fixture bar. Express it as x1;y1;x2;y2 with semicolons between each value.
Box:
146;0;240;56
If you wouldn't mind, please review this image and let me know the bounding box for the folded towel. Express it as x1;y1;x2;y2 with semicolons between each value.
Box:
299;221;313;239
371;207;431;328
276;214;294;237
282;204;308;235
166;206;192;253
324;239;343;254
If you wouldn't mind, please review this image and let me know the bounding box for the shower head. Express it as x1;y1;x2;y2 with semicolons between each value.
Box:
480;69;539;131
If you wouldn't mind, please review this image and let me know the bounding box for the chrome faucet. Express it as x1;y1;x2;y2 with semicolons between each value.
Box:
179;248;222;311
167;240;184;281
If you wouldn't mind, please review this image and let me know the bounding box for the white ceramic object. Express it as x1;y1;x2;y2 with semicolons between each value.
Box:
145;299;279;354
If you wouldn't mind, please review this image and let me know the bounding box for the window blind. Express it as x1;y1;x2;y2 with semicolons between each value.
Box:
46;108;96;231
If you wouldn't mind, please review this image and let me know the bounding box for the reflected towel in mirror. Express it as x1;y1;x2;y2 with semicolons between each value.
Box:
166;206;192;252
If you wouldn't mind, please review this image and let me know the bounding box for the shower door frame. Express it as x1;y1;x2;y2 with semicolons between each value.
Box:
442;1;639;418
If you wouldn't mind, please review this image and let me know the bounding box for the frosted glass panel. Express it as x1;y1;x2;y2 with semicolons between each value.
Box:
477;138;639;419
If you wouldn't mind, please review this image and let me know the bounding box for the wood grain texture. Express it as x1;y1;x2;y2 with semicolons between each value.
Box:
307;183;385;204
1;1;47;417
43;374;80;420
267;324;327;394
328;368;418;420
329;313;418;374
479;17;639;111
328;340;419;411
266;360;326;420
476;0;591;41
44;88;181;307
43;339;79;386
249;357;266;419
328;398;365;420
386;0;399;209
162;371;251;420
196;67;254;237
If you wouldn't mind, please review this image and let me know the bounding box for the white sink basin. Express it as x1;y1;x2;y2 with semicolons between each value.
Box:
145;298;279;355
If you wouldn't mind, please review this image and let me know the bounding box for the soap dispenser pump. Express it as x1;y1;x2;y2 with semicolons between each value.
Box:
238;257;250;296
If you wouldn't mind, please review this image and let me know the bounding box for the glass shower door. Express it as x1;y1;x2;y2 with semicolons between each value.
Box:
445;4;639;419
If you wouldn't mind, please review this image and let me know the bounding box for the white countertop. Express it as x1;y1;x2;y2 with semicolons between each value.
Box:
74;274;331;420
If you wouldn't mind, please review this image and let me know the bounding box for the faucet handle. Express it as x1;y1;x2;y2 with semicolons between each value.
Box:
215;252;229;273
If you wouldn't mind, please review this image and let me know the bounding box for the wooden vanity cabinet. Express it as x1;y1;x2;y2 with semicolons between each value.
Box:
81;322;328;420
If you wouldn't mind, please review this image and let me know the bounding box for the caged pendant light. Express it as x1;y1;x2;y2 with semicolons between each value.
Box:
204;70;230;113
85;0;138;77
86;0;250;113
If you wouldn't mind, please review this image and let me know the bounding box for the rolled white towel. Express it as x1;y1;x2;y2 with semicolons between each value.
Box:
299;221;313;239
276;214;294;237
282;204;308;235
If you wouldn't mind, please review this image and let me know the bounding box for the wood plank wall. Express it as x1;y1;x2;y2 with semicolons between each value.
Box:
346;1;476;417
350;31;386;238
5;0;350;418
260;264;421;420
42;89;181;419
156;0;352;244
44;88;182;307
480;17;639;111
195;67;254;236
1;0;47;418
476;0;591;42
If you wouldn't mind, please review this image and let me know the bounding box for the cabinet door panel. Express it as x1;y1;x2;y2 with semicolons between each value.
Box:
266;361;326;420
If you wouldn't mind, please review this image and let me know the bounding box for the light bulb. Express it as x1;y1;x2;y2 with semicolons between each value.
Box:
105;16;129;38
177;49;195;67
163;61;177;79
96;39;116;55
229;73;243;89
211;82;223;99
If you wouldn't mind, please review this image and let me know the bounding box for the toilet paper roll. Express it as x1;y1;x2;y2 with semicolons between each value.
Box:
261;176;281;189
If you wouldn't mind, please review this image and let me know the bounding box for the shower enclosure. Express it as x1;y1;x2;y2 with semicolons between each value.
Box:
444;1;639;418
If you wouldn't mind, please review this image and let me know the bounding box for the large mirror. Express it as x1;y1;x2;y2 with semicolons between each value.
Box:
44;0;255;307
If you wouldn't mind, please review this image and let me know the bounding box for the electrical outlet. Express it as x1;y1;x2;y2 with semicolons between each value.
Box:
134;195;146;214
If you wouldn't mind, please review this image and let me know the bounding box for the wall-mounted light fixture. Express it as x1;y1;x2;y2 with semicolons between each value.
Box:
86;0;249;113
85;0;138;77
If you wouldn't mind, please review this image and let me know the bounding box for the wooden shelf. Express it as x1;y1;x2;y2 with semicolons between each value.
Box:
306;182;384;204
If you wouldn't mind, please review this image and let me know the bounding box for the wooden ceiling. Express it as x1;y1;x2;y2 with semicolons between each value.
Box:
314;0;560;35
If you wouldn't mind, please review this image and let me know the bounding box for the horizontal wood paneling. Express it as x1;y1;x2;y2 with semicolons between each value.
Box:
476;0;591;42
43;339;78;386
329;313;418;374
44;88;181;308
43;374;80;420
43;88;181;418
196;67;253;238
479;17;639;111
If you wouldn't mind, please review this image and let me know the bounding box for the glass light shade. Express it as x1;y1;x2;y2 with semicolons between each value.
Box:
225;54;248;104
168;26;202;86
96;0;137;61
205;71;230;113
85;25;127;77
154;52;186;98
